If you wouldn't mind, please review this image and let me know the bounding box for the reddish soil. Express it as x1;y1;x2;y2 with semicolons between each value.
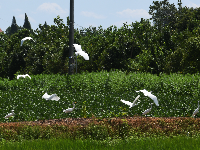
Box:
1;117;199;128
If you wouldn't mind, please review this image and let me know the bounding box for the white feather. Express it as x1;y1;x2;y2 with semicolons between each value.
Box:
121;95;140;108
73;44;89;60
42;92;60;101
5;110;15;118
17;74;31;79
21;37;34;46
136;89;159;106
192;101;199;117
63;102;76;113
142;103;153;115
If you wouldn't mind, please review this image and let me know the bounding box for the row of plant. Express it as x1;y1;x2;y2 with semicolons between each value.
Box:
0;71;199;122
0;117;200;142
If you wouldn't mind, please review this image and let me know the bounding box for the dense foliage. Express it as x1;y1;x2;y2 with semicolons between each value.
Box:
0;1;200;78
0;71;199;122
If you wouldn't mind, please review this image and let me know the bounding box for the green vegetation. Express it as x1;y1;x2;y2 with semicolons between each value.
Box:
0;71;199;122
0;136;200;150
1;1;200;79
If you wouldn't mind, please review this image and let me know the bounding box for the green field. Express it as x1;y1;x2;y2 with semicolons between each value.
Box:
0;136;200;150
0;71;199;122
0;71;200;148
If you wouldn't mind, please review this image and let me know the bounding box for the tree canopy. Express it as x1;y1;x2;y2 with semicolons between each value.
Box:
1;0;200;79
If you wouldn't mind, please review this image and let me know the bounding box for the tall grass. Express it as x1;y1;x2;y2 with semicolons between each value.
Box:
0;71;199;122
0;136;200;150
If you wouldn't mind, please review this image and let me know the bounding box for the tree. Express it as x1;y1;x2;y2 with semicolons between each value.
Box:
23;13;32;30
6;16;18;36
149;0;177;30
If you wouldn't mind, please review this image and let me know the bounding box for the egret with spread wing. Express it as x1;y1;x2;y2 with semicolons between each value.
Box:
73;44;89;60
42;92;60;101
136;89;159;106
17;74;31;79
63;102;76;113
21;37;35;46
121;95;140;108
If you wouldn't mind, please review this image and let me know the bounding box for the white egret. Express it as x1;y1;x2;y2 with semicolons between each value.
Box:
136;89;159;106
21;37;34;46
192;101;199;117
17;74;31;79
121;95;140;108
42;92;60;101
142;103;153;115
63;102;76;113
73;44;89;60
5;110;15;118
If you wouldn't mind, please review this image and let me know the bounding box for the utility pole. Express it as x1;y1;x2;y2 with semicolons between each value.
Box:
69;0;74;75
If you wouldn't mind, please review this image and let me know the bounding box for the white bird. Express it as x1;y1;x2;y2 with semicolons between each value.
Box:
42;92;60;101
73;44;89;60
121;95;140;108
142;103;153;115
63;102;76;113
21;37;34;46
17;74;31;79
192;101;199;117
5;110;15;118
136;89;159;106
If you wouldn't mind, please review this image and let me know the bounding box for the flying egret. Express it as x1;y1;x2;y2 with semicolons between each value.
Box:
121;95;140;108
192;101;199;117
42;93;60;101
142;103;153;115
21;37;35;46
5;110;15;118
136;89;159;106
17;74;31;79
63;102;76;113
73;44;89;60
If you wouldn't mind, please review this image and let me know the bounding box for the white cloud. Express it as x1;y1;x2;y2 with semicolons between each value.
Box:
37;3;68;16
117;8;150;19
81;11;106;19
184;1;200;8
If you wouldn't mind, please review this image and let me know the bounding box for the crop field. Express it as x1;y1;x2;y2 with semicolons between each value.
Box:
0;71;199;122
0;71;200;149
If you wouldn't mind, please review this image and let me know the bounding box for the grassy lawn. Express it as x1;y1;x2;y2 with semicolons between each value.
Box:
0;136;200;150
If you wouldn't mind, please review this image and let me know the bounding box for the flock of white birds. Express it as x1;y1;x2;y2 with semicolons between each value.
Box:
121;89;199;117
4;37;199;119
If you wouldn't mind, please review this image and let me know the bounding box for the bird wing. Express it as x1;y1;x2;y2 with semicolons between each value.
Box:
21;37;34;46
5;112;14;118
148;93;159;106
73;44;82;52
192;108;199;116
136;89;159;106
17;75;22;79
25;74;31;79
17;75;26;79
76;51;89;60
48;94;60;101
42;93;50;99
63;108;73;113
120;99;133;107
132;95;140;106
142;108;151;115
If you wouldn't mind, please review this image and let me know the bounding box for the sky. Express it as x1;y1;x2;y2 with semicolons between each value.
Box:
0;0;200;32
